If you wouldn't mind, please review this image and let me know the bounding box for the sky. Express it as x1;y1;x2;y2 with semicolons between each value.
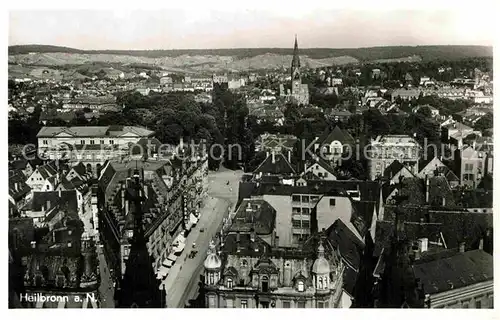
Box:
8;5;496;50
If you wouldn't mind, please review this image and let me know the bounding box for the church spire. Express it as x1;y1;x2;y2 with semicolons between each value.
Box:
292;34;300;70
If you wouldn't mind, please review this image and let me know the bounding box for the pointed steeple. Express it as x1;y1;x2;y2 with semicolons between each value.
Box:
116;173;164;308
291;35;301;79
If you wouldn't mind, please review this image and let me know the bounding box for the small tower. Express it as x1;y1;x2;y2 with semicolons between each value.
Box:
204;240;221;286
312;242;331;291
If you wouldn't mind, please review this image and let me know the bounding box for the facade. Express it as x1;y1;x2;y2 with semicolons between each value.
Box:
455;145;493;188
96;145;208;285
36;126;155;175
204;233;346;308
367;135;421;180
9;204;100;308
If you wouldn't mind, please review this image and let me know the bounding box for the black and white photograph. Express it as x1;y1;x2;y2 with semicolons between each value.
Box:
6;1;496;311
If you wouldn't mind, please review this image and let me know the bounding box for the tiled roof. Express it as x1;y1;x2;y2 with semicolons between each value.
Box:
253;153;296;175
9;171;31;200
326;219;365;270
222;233;272;257
317;125;355;146
230;199;276;235
28;190;79;217
413;250;493;295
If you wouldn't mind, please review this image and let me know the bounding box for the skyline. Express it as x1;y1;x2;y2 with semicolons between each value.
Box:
9;9;495;51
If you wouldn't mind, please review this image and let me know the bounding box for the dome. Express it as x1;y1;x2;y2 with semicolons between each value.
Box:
312;244;330;275
204;254;221;270
204;241;221;270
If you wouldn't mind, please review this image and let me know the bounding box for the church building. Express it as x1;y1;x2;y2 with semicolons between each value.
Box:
280;36;310;105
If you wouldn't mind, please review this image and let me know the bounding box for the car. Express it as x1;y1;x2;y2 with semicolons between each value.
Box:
192;242;196;248
200;228;205;233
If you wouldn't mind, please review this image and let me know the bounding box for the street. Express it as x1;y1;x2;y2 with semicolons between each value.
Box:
163;168;243;308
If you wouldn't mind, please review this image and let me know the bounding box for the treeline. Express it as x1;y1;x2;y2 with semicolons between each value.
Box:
9;45;493;61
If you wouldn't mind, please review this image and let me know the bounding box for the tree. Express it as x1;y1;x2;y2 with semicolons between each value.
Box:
474;113;493;133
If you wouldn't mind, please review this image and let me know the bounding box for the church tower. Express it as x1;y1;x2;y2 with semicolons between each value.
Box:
291;35;301;81
290;35;309;105
115;170;164;308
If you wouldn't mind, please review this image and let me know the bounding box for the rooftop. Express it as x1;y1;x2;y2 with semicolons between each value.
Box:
413;250;493;295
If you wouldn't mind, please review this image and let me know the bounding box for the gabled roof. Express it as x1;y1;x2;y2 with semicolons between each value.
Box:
326;219;365;271
253;152;296;175
9;171;31;200
383;160;406;179
27;190;79;216
305;157;337;177
316;125;355;146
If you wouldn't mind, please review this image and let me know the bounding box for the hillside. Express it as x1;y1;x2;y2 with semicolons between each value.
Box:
8;44;493;73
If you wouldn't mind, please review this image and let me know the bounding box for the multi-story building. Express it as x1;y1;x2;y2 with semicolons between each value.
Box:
455;143;493;188
367;135;421;180
414;249;493;308
9;203;100;308
36;126;155;175
204;230;347;308
96;144;208;284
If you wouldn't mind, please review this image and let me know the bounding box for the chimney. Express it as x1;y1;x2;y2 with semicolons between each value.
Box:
459;242;465;253
31;241;36;248
288;150;292;163
441;197;446;207
418;238;428;253
479;238;484;250
266;151;270;158
59;189;62;198
46;200;51;210
271;152;275;164
144;185;148;199
125;198;129;214
67;241;72;248
14;182;18;191
425;176;430;203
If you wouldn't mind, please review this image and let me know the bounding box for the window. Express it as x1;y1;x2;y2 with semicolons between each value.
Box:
90;140;95;145
465;163;474;171
330;199;336;206
302;208;310;214
109;140;114;145
282;301;290;308
297;301;305;308
241;259;248;267
240;300;248;308
292;220;302;228
227;278;233;289
80;140;85;145
318;278;323;289
301;196;310;203
318;172;323;177
261;276;269;292
100;140;105;144
226;299;233;308
324;172;328;177
475;299;481;309
297;281;304;292
292;195;301;202
302;220;310;228
43;140;48;145
209;273;214;285
292;207;301;214
317;301;324;308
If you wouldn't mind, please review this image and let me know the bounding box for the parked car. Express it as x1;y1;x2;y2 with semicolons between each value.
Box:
200;228;205;233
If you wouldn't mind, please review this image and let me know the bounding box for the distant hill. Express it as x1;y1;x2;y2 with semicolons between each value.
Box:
9;44;493;61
